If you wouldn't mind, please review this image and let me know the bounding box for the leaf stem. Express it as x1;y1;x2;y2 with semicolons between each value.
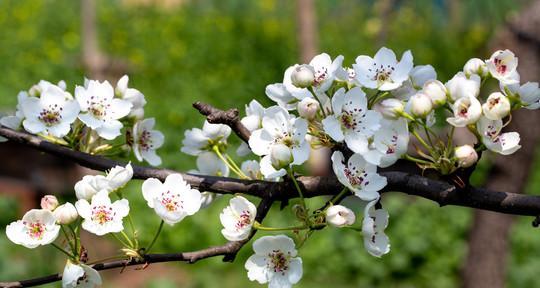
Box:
146;220;164;254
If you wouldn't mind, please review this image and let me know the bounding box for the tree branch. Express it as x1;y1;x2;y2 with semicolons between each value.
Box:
192;101;251;143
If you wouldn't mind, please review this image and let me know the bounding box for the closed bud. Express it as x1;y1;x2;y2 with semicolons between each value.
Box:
53;203;78;224
40;195;59;211
326;205;355;227
482;92;511;120
423;80;447;107
464;58;488;77
270;144;293;169
106;163;133;191
409;92;433;118
376;98;404;119
297;97;320;120
455;145;478;168
291;64;315;88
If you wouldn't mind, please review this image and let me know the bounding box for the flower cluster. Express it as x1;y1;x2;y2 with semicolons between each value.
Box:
0;76;164;166
4;47;539;288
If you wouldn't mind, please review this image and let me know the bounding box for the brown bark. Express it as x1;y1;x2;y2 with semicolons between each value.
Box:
462;2;540;287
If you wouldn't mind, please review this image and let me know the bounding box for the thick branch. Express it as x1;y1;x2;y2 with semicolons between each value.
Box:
192;101;251;143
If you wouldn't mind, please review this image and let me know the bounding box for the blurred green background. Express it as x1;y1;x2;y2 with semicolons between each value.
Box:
0;0;539;287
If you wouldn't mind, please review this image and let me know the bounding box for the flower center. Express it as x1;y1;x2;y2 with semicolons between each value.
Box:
267;250;290;275
138;129;154;152
38;105;62;126
494;58;507;75
160;190;183;212
339;112;357;130
344;167;368;187
87;96;110;119
235;210;252;230
369;63;395;85
91;205;114;224
488;97;500;109
314;67;328;86
24;221;45;239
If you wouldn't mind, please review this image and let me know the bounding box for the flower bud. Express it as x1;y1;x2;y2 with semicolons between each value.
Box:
423;80;447;107
409;92;433;118
53;203;78;224
106;163;133;191
454;145;478;168
297;97;320;120
376;98;404;119
463;58;488;77
482;92;511;120
40;195;59;211
291;64;315;88
326;205;355;227
270;144;293;169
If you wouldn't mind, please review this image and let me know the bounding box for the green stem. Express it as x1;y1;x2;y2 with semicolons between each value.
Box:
127;215;138;248
120;231;134;248
60;226;76;255
288;168;306;208
328;187;350;207
146;220;164;254
254;223;308;232
111;233;131;248
86;255;127;265
213;146;248;179
309;87;327;117
411;128;432;152
226;154;246;177
403;154;432;165
51;243;75;259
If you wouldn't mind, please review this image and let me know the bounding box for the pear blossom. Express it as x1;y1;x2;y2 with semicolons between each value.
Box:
75;79;132;140
392;64;437;100
249;106;309;178
181;120;231;156
238;100;265;156
331;151;387;201
374;98;404;120
477;117;521;155
53;203;79;225
353;47;413;91
189;152;229;208
220;196;257;241
364;119;409;168
20;85;80;138
29;80;68;98
504;82;540;110
290;64;315;88
454;145;478;168
362;200;390;257
463;58;488;77
446;96;482;127
74;174;110;200
445;72;481;102
486;49;519;84
132;118;164;166
62;261;102;288
297;97;319;120
326;205;356;227
335;66;361;87
115;75;147;119
142;174;202;225
0;91;29;133
409;92;433;118
482;92;511;120
241;160;263;180
40;195;59;211
75;190;129;236
265;83;298;111
106;163;134;191
6;209;60;249
282;65;313;100
245;235;303;288
422;80;447;107
322;87;381;154
309;53;344;93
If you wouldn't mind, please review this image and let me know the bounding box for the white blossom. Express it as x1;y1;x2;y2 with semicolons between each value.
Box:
504;82;540;110
362;200;390;257
132;118;164;166
115;75;146;119
309;53;344;93
482;92;510;120
454;145;478;168
75;190;129;236
445;72;481;102
422;80;447;107
326;205;356;227
249;106;309;178
6;209;60;249
364;119;409;168
29;80;68;98
74;174;111;200
62;261;102;288
463;58;488;77
142;174;201;225
290;64;315;88
374;98;404;120
220;196;257;241
322;87;381;154
409;92;433;118
245;235;303;288
40;195;59;211
486;49;519;84
241;160;263;180
189;152;229;208
354;47;413;91
53;203;78;225
477;117;521;155
297;97;319;120
0;91;29;134
265;83;298;111
106;163;133;191
181;120;231;156
392;64;437;100
75;79;132;140
20;85;80;138
238;100;265;156
446;96;482;127
331;151;387;201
